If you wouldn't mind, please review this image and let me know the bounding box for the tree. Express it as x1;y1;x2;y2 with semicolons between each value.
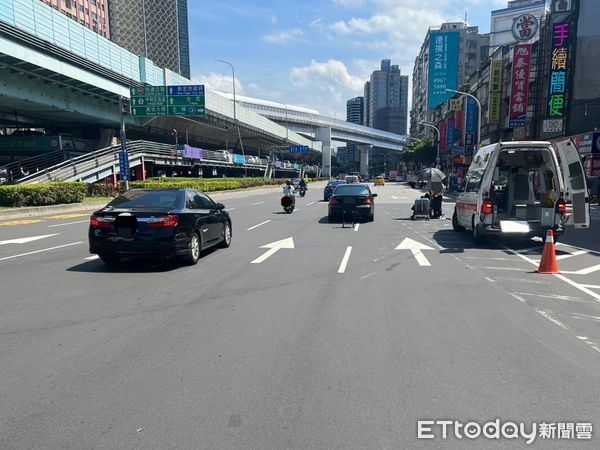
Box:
401;138;436;166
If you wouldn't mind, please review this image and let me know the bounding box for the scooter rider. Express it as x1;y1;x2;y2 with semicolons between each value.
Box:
283;179;296;205
298;178;307;190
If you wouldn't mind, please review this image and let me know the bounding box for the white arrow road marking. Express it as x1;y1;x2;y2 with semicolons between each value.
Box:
0;233;59;246
247;220;271;231
0;242;83;261
338;246;352;273
251;237;294;264
395;238;434;267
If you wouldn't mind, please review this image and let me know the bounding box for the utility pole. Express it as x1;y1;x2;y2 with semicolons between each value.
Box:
118;96;129;191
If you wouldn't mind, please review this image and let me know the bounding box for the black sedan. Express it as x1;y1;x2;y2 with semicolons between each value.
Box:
328;184;377;222
323;179;347;201
89;189;232;266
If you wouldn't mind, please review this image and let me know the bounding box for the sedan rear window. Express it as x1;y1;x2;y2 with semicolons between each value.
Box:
107;190;179;208
334;185;370;196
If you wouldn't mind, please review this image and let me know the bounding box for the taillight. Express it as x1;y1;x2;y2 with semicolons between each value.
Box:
362;197;373;205
329;196;339;205
90;215;113;229
556;198;567;215
148;215;179;228
481;199;493;215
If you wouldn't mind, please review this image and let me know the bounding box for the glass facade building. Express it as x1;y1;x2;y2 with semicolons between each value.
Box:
39;0;110;39
109;0;191;79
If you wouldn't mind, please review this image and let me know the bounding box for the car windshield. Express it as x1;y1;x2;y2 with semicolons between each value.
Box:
106;190;179;209
333;185;370;196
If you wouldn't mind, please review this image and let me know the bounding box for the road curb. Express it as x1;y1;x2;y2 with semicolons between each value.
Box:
0;202;106;220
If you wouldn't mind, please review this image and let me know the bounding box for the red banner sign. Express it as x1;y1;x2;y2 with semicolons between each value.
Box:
509;44;531;128
439;120;448;152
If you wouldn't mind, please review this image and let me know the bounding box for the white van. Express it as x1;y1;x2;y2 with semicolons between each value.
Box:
453;140;589;243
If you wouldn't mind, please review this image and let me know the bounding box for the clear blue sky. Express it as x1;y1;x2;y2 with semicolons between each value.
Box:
188;0;508;119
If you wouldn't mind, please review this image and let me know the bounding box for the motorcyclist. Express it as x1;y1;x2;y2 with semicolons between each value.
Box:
283;179;296;205
298;178;307;190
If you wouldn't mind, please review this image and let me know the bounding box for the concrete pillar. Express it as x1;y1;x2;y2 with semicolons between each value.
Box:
358;144;371;176
316;127;332;177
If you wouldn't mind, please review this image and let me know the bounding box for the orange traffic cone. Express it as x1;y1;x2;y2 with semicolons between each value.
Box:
536;230;560;274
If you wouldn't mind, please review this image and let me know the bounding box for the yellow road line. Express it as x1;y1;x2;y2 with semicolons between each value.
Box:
46;213;91;219
0;219;45;227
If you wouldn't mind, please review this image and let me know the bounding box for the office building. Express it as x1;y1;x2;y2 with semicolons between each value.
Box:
363;60;409;135
39;0;110;38
346;97;364;125
411;22;489;138
108;0;190;78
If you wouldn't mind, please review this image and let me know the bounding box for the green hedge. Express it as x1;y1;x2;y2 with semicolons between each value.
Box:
87;183;120;198
0;182;87;207
130;177;287;192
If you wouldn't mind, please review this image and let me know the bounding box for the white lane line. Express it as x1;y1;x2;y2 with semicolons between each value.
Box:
536;309;569;330
485;277;496;283
0;242;83;261
353;223;360;232
306;202;315;206
0;234;59;245
338;246;352;274
482;266;527;271
571;313;600;322
48;219;89;228
561;264;600;276
247;220;271;231
250;201;264;206
555;250;589;260
84;255;100;261
509;293;527;304
361;273;376;279
493;277;546;285
462;256;514;261
383;211;393;216
514;292;583;302
580;284;600;289
225;207;236;212
499;243;600;303
577;336;589;340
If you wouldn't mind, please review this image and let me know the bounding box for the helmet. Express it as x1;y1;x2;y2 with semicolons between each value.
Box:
286;179;292;185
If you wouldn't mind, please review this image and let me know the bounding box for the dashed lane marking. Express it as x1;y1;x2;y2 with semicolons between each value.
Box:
247;220;271;231
250;201;264;206
0;219;45;227
225;208;236;212
513;292;584;302
0;242;83;261
353;223;360;232
338;246;352;274
306;202;315;206
536;309;569;330
48;219;89;228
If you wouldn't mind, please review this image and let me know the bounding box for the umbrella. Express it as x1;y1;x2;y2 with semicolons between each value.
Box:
417;167;446;183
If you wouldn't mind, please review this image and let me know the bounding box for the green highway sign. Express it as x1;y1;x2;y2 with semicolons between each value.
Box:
129;85;205;117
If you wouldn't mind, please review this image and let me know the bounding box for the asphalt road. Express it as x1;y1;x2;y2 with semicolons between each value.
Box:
1;182;600;449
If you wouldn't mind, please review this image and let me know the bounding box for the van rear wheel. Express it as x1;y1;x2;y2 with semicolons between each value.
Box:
452;211;465;232
472;217;485;244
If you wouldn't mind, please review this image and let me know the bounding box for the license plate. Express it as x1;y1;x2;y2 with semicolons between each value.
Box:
500;221;530;233
118;228;133;238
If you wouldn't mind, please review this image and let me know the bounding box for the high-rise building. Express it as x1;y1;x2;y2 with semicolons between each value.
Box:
363;60;409;134
411;23;489;138
108;0;191;79
39;0;110;39
346;97;364;124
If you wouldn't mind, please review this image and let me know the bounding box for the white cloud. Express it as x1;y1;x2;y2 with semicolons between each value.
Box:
270;14;278;25
262;28;304;44
192;72;245;95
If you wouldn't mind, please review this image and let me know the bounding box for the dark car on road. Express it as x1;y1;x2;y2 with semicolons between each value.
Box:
328;184;377;222
89;189;232;266
323;179;347;201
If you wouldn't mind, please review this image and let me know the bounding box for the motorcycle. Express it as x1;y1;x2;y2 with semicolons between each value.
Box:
281;195;295;213
299;186;307;197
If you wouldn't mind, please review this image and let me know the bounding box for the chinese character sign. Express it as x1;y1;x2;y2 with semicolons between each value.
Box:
428;31;459;109
447;118;456;148
488;60;504;124
511;14;539;42
510;44;531;128
465;97;478;150
547;23;570;120
439;120;448;152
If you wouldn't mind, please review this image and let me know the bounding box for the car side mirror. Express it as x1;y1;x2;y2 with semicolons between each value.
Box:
216;203;225;210
372;193;378;197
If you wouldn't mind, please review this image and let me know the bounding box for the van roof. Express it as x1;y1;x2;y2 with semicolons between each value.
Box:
470;141;555;171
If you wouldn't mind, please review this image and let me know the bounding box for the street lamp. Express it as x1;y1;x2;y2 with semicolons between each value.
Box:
418;122;440;168
408;137;423;145
216;59;247;176
445;88;482;148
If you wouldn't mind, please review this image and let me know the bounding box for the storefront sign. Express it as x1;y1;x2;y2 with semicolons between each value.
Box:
546;22;571;129
512;14;539;42
428;31;459;108
439;120;448;152
465;97;478;151
509;44;532;128
489;60;503;124
447;118;456;148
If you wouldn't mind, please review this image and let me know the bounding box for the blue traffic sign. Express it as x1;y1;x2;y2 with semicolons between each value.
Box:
167;85;205;96
119;150;130;181
288;145;310;153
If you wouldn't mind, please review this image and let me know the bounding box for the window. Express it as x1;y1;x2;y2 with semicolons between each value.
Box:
186;191;202;209
465;170;484;192
195;192;216;209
